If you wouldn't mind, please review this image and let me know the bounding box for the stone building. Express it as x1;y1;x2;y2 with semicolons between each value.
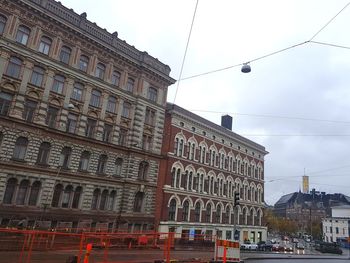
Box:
0;0;174;231
322;205;350;243
156;104;268;243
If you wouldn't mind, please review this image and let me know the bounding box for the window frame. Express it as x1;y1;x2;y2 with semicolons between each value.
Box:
6;56;22;78
59;45;71;64
16;25;30;45
38;36;52;55
30;66;45;87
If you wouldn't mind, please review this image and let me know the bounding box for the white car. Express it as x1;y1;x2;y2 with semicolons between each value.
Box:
241;242;258;250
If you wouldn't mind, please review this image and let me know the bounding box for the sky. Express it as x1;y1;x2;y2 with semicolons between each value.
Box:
59;0;350;205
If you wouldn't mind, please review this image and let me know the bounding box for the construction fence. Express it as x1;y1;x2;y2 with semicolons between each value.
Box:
0;228;229;263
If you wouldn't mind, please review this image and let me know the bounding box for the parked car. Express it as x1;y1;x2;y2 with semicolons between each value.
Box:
292;238;299;243
257;241;273;251
240;240;258;250
272;243;280;251
315;242;343;255
285;244;293;252
296;243;305;250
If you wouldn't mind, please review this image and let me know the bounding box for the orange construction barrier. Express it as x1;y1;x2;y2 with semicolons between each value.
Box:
83;243;93;263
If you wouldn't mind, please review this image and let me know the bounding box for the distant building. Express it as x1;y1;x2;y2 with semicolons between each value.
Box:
322;205;350;243
274;189;350;235
156;103;268;243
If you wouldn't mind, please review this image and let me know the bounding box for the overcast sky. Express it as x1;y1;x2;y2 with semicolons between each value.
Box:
59;0;350;205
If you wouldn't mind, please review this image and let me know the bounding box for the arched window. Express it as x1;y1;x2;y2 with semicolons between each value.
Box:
108;190;116;211
106;96;117;113
72;186;82;209
59;147;72;169
6;57;22;78
194;202;201;222
30;66;45;87
38;36;52;55
79;55;89;72
182;200;189;222
78;151;90;171
179;139;183;156
28;181;41;206
122;102;131;118
111;70;120;86
99;190;108;210
97;154;108;174
188;172;193;190
61;185;73;208
224;207;230;224
90;89;101;107
91;189;100;210
133;192;144;212
13;137;28;160
205;204;212;223
138;161;149;180
95;63;105;79
114;158;123;177
16;25;30;45
216;206;221;223
168;199;177;221
170;168;176;187
16;180;29;205
51;184;63;207
36;142;51;165
0;91;12;116
59;45;71;64
3;178;17;204
126;78;134;92
0;15;7;34
51;74;65;94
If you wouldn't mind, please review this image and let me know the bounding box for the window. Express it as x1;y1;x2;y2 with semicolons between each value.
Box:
206;204;212;223
78;151;90;171
168;199;177;221
118;129;128;146
106;96;117;113
16;25;30;45
46;106;58;128
182;200;189;221
51;184;63;207
52;74;65;94
38;36;52;55
122;102;131;118
79;55;89;72
0;91;12;116
145;108;155;126
30;66;44;87
97;154;108;174
90;89;101;107
71;83;83;101
133;192;144;212
22;100;37;123
126;78;134;92
91;189;100;210
36;142;51;165
114;158;123;177
16;180;29;205
95;63;105;79
108;191;116;210
148;87;158;102
194;203;201;222
13;137;28;160
138;161;149;180
216;206;221;223
0;15;6;34
66;113;78;133
224;207;230;224
99;190;108;210
3;178;17;204
59;46;71;64
61;185;73;208
72;186;82;209
111;71;120;86
102;124;113;142
6;57;22;78
28;181;41;206
59;147;72;169
86;118;96;138
142;134;152;151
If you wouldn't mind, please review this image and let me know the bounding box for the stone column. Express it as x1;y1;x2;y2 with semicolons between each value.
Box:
36;69;54;125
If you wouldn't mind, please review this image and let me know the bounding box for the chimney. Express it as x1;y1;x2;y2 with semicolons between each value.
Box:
221;115;232;130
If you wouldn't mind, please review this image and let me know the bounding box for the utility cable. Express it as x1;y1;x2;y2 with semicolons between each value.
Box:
173;0;199;104
310;40;350;50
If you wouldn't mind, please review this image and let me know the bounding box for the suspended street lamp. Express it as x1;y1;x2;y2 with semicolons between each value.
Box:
241;63;251;73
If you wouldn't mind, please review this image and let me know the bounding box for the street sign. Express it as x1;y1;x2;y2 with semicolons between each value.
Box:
189;228;195;241
234;230;240;241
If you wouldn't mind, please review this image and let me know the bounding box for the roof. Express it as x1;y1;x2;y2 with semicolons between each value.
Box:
166;103;268;154
275;193;296;206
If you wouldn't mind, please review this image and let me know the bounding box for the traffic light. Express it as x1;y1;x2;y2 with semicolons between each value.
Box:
234;192;240;207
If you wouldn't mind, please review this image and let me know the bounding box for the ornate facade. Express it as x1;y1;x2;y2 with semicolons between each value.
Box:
156;104;268;243
0;0;174;232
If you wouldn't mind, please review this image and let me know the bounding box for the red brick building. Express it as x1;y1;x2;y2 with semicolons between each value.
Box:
156;103;268;243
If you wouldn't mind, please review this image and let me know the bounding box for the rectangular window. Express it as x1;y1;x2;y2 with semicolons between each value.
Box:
23;100;37;123
103;124;113;142
0;92;12;116
46;106;58;128
71;83;83;101
66;113;78;133
86;118;96;138
145;108;155;126
148;87;158;102
142;134;152;150
30;66;44;87
118;129;127;146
